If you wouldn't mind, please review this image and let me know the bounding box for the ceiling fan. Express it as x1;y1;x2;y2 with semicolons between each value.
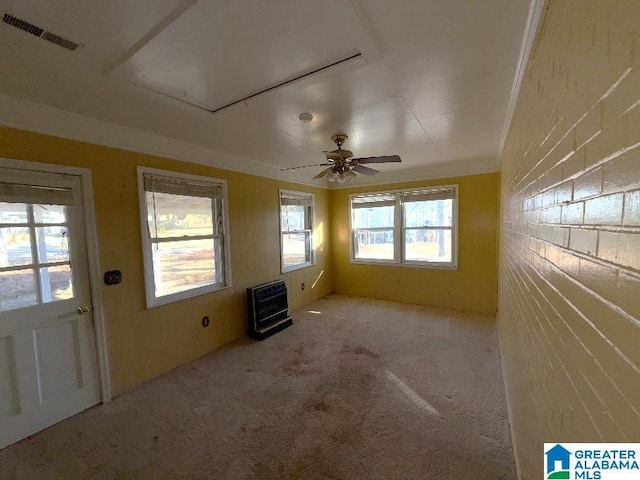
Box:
281;134;401;183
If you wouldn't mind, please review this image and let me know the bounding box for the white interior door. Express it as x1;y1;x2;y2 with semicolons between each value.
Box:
0;168;101;449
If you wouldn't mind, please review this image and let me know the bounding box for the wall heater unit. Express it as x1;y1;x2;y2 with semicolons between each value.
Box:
246;280;292;340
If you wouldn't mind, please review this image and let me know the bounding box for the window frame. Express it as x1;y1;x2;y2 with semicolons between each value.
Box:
349;184;458;270
279;189;314;273
137;166;232;308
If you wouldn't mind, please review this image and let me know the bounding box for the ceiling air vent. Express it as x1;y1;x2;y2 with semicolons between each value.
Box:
41;31;79;51
2;13;43;37
3;13;79;51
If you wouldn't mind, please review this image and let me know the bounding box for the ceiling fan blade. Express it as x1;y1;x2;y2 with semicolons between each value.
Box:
280;163;330;171
313;168;333;179
352;164;380;176
352;155;402;164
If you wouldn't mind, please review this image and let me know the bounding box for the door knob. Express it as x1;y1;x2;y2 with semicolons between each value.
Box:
77;306;91;315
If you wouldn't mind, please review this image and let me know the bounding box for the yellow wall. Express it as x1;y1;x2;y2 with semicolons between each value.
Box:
0;126;333;396
499;1;640;478
330;173;499;314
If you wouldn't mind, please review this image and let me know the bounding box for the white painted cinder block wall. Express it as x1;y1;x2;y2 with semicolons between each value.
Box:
498;1;640;478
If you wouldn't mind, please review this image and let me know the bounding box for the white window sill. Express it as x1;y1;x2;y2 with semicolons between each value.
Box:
281;262;314;274
350;259;458;271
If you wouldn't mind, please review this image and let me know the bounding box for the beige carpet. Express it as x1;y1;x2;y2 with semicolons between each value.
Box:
0;295;516;479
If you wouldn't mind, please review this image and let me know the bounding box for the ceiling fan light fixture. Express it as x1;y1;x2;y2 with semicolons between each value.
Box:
328;169;356;184
343;170;357;181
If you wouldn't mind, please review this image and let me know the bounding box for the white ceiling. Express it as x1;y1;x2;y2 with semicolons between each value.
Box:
0;0;535;187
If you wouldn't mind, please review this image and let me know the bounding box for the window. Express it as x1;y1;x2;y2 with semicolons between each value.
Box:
138;167;230;307
351;194;395;261
279;189;313;272
351;185;457;268
0;179;75;312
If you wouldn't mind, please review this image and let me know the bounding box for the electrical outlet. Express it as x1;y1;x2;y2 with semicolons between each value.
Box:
301;283;305;291
201;316;210;327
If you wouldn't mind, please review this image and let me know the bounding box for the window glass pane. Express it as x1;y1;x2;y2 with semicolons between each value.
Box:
152;238;217;298
354;229;394;260
405;229;452;263
36;226;69;263
404;199;452;228
353;205;394;228
40;264;74;303
0;226;33;267
0;202;28;224
0;269;38;312
281;205;308;231
33;204;66;224
282;232;311;269
146;192;213;239
279;191;313;273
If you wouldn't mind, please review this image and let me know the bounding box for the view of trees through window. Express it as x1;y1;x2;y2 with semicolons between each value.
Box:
146;191;222;298
0;202;73;313
404;199;452;262
351;187;456;266
353;204;394;260
280;191;313;272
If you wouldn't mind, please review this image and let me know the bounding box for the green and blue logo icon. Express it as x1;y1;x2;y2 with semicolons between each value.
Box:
546;444;571;479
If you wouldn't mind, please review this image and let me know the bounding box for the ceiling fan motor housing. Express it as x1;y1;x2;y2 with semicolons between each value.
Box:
331;134;349;147
331;161;351;174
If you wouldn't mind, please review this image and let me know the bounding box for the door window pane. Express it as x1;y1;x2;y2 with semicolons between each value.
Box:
40;265;74;303
0;227;33;267
0;269;38;312
35;227;69;263
0;202;28;223
40;265;73;303
405;229;452;262
33;204;66;224
151;238;216;298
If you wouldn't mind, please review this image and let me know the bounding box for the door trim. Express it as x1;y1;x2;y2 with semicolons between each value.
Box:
0;157;112;402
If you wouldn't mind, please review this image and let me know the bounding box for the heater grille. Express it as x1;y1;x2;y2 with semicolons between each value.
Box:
3;13;79;51
246;280;292;340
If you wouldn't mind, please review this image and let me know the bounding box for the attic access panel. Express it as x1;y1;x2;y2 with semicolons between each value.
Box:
124;0;366;112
